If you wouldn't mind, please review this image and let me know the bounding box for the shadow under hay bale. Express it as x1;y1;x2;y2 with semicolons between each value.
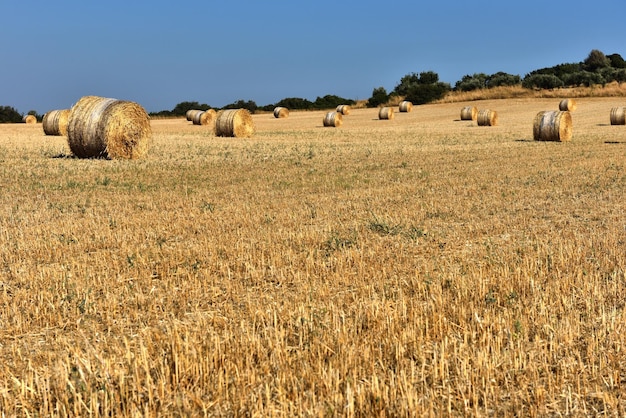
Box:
67;95;152;159
323;111;342;127
22;115;37;124
273;107;289;118
192;109;217;126
533;110;572;142
399;101;413;113
461;106;478;121
336;105;351;115
215;109;255;138
42;109;70;136
477;109;497;126
610;107;625;125
378;107;394;120
559;99;577;112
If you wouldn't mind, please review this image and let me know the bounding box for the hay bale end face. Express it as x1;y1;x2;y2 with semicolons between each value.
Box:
378;107;394;120
336;105;351;115
559;99;577;112
399;101;413;112
67;95;152;159
192;109;217;126
323;111;342;127
273;107;289;118
477;109;497;126
42;109;70;136
533;110;572;142
610;107;626;125
22;114;37;124
215;109;255;138
461;106;478;121
186;109;204;121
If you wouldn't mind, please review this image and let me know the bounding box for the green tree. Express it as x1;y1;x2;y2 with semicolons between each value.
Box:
0;106;23;123
274;97;314;110
583;49;610;72
607;53;626;69
394;71;450;104
223;99;258;113
366;87;389;108
171;101;212;116
312;95;354;110
455;73;489;91
486;72;521;88
522;74;564;89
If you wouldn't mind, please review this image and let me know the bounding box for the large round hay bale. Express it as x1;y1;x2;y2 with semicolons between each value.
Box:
215;109;255;137
559;99;577;112
460;106;478;121
186;109;204;121
533;110;572;142
192;109;217;126
477;109;497;126
22;114;37;124
273;107;289;118
378;107;394;120
610;107;626;125
42;109;70;136
336;105;351;115
67;95;152;159
399;101;413;112
323;111;342;127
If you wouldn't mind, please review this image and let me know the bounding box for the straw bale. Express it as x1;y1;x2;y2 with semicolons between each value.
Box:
558;99;577;112
42;109;70;136
477;109;498;126
533;110;572;141
186;109;204;121
215;109;255;137
192;109;217;126
399;101;413;113
22;114;37;124
378;107;394;120
323;111;342;127
336;105;351;115
610;107;626;125
273;107;289;118
460;106;478;121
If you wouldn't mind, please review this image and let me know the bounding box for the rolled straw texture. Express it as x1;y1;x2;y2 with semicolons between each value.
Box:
323;111;342;127
42;109;70;136
192;109;217;126
610;107;626;125
477;109;497;126
399;101;413;113
273;107;289;118
22;115;37;124
67;96;152;159
460;106;478;121
186;109;204;122
336;105;351;115
558;99;577;112
215;109;255;137
533;110;572;142
378;107;394;120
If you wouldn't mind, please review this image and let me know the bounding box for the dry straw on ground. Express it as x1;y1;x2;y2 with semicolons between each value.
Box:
22;114;37;124
336;105;351;115
533;110;573;141
215;109;255;137
460;106;478;121
323;111;343;127
399;101;413;112
67;95;152;159
609;107;625;125
42;109;70;136
192;109;217;126
378;107;394;120
477;109;498;126
273;107;289;118
558;98;577;112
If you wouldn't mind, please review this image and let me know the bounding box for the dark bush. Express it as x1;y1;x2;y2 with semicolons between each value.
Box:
455;73;489;91
0;106;23;123
522;74;564;89
486;72;521;88
366;87;389;108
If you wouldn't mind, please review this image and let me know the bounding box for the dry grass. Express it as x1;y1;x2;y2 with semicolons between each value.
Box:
1;96;625;416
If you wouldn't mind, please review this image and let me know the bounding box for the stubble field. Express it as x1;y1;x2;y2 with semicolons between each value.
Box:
0;97;625;416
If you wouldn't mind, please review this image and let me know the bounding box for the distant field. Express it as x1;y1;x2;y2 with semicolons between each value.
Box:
1;97;625;416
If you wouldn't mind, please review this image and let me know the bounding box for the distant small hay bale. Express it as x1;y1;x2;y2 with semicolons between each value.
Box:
378;107;394;120
477;109;497;126
273;107;289;118
399;101;413;113
42;109;70;136
22;114;37;124
67;95;152;159
460;106;478;121
336;105;351;115
215;109;255;137
192;109;217;126
186;109;204;122
323;111;342;127
610;107;626;125
533;110;572;142
559;99;577;112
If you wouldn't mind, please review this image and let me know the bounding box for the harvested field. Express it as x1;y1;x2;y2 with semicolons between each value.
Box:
0;97;625;416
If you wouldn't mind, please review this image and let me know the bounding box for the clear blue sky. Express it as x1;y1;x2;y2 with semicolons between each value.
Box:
2;1;625;114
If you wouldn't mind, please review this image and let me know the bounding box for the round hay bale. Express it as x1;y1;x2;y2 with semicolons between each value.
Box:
336;105;351;115
42;109;70;136
273;107;289;118
460;106;478;121
378;107;394;120
477;109;497;126
215;109;255;137
533;110;572;142
558;99;577;112
186;109;204;122
67;95;152;159
22;114;37;124
399;101;413;113
323;111;342;127
610;107;626;125
192;109;217;126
